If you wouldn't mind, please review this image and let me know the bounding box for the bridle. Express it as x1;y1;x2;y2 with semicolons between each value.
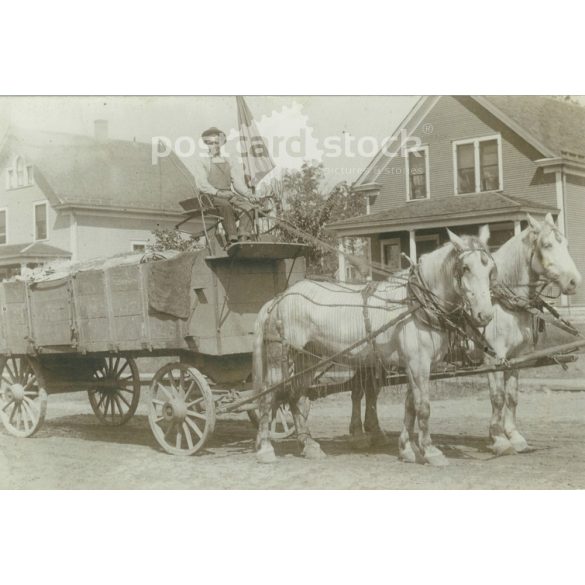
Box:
452;247;498;312
407;244;498;357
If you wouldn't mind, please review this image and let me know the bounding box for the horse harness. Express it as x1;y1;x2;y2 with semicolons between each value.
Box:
407;248;498;359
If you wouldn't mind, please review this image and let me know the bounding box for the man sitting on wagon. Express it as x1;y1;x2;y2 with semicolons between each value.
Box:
194;126;256;244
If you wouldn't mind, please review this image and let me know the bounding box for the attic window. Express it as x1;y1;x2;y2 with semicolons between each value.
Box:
7;156;34;189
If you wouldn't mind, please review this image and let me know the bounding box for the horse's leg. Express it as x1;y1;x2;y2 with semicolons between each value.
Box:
363;369;388;446
349;371;369;450
487;371;514;456
290;394;326;459
407;357;448;467
398;387;418;463
503;369;529;452
255;342;282;464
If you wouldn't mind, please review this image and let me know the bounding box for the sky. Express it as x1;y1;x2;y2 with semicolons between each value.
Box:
0;96;418;189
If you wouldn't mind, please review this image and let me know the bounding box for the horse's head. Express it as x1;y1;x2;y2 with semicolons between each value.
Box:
527;213;582;295
447;225;496;327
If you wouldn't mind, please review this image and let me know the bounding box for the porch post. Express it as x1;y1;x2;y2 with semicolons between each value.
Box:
514;220;521;236
337;238;347;282
409;230;417;262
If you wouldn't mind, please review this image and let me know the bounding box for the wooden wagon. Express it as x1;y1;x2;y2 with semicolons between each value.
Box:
0;235;307;455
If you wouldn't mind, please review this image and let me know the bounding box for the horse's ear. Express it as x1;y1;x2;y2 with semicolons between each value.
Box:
478;224;490;246
527;214;542;232
544;212;556;227
447;228;465;250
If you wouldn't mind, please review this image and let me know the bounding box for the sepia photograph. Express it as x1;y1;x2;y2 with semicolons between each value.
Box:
3;3;585;585
0;94;583;489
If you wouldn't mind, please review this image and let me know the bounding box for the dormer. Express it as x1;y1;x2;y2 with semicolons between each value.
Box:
6;155;34;190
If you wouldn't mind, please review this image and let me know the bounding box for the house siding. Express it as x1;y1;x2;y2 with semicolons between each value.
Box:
564;174;585;305
369;96;558;215
0;163;66;252
76;214;178;261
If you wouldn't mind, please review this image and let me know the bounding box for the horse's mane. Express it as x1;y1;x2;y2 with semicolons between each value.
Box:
418;235;489;286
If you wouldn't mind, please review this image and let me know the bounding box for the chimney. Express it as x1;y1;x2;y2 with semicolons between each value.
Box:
94;119;108;142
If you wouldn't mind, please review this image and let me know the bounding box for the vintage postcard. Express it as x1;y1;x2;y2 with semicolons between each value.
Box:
0;95;583;489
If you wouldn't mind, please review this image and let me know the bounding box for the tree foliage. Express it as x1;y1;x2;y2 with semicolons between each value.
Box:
270;162;367;275
149;227;201;253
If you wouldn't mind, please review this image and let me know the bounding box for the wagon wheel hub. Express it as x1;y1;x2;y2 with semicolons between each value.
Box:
5;383;25;403
162;399;188;422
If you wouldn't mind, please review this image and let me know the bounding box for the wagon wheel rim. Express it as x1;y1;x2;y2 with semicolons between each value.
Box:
248;403;296;440
0;356;47;438
88;356;140;426
148;363;215;456
270;403;294;439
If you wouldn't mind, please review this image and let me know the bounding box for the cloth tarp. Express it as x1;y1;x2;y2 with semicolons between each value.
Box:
146;251;200;319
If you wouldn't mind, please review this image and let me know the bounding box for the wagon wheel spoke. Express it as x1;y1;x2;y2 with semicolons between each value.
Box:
183;422;194;450
186;410;207;421
116;391;131;409
184;415;203;439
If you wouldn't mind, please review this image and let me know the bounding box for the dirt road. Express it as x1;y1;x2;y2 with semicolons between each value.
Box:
1;377;584;489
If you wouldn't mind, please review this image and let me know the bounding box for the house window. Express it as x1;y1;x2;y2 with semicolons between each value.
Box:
0;210;6;245
131;241;147;253
34;203;48;240
0;264;21;281
406;146;429;200
454;136;502;194
415;233;440;260
380;238;401;272
6;156;34;189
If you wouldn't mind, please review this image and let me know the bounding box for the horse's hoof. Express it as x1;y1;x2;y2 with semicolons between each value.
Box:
350;433;372;450
256;446;277;464
509;432;530;453
490;436;514;456
302;442;326;460
424;452;449;467
399;445;417;464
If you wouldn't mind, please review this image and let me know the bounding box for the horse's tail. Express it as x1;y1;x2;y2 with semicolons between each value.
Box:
253;301;272;394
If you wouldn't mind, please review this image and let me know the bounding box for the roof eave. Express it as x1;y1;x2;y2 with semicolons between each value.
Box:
534;157;585;177
328;203;558;236
53;203;185;217
352;96;432;188
472;96;558;158
352;182;382;193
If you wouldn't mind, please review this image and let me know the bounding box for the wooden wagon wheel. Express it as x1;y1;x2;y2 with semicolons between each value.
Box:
0;356;47;438
148;363;215;456
247;403;295;440
87;356;140;426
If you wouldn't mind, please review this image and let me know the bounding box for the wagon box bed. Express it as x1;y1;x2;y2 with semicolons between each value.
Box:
0;249;306;358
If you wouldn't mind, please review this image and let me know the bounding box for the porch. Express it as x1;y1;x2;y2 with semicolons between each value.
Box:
327;192;558;282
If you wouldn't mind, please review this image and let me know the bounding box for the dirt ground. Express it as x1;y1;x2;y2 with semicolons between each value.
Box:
1;363;584;489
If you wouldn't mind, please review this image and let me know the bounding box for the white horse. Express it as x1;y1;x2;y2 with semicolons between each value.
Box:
485;213;582;455
253;227;496;466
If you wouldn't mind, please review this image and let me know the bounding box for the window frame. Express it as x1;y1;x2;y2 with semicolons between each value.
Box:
405;145;430;201
33;201;49;242
6;156;34;190
380;237;402;271
452;134;503;195
415;233;440;258
131;241;148;253
0;208;7;245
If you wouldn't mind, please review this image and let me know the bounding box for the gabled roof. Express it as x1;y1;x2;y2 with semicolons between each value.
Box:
328;193;557;234
0;242;71;263
353;95;585;189
481;96;585;161
0;128;199;213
